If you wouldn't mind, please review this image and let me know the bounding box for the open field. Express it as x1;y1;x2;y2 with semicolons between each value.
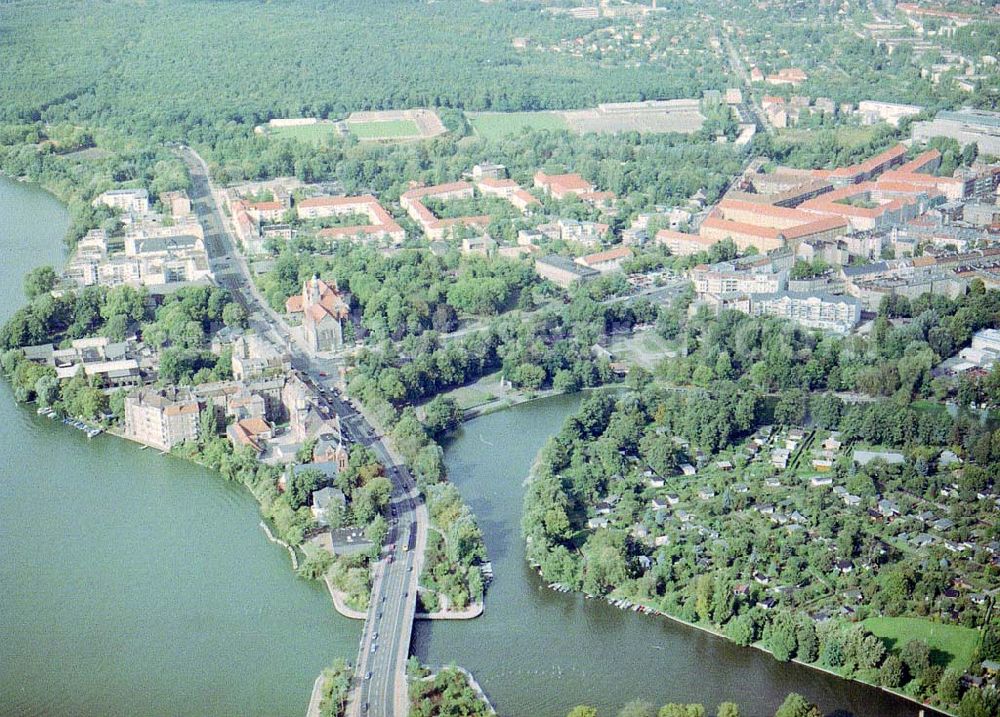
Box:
776;125;881;150
467;111;569;139
267;122;341;144
344;109;447;141
564;100;704;134
435;370;505;411
261;109;446;143
468;100;705;138
608;329;675;370
862;617;980;672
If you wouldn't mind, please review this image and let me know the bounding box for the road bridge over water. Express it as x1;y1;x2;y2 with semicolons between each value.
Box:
180;146;427;717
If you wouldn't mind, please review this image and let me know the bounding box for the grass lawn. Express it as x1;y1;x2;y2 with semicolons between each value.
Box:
268;123;339;144
467;111;569;139
608;330;675;370
911;399;950;416
775;125;879;149
434;371;505;411
863;616;980;672
347;119;420;139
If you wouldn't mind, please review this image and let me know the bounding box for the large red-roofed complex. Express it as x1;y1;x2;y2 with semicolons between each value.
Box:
699;198;849;253
817;145;908;186
533;171;617;208
476;178;541;214
400;181;491;241
696;144;972;253
655;229;720;257
297;195;405;244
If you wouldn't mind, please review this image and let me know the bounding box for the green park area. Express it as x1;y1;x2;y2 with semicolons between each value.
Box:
776;125;880;150
348;119;421;139
608;330;676;371
467;111;569;139
863;616;980;672
438;371;505;411
267;122;340;144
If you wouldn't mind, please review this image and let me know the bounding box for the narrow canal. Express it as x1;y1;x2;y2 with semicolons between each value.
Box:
0;175;360;717
413;394;937;717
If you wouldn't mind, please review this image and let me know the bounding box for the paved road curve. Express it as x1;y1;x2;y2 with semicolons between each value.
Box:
179;146;427;717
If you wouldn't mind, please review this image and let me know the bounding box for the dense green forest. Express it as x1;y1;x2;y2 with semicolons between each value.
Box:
0;0;716;135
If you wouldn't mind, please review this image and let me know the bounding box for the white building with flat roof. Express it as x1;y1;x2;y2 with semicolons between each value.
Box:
912;109;1000;156
94;188;150;215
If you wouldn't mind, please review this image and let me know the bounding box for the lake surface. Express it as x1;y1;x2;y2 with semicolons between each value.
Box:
415;394;935;717
0;174;935;717
0;175;360;717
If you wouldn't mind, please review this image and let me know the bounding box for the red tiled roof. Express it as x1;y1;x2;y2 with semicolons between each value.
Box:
828;145;907;179
880;170;962;188
701;216;783;240
580;190;616;203
401;181;473;200
781;216;848;239
578;246;634;265
512;189;540;205
534;171;594;196
477;178;518;189
319;224;389;238
299;195;373;209
656;229;716;246
238;417;271;436
717;198;814;225
250;201;283;211
897;149;941;174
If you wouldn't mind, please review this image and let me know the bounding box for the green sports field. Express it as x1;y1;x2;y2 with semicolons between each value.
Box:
347;119;421;139
467;111;569;139
863;616;980;672
268;123;339;144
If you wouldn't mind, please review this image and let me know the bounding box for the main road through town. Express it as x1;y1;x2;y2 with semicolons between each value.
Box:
179;145;427;717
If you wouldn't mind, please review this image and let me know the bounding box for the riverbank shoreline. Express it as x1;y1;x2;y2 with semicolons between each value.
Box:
416;601;484;620
260;521;299;570
418;666;497;715
113;425;375;625
535;570;949;717
324;576;368;620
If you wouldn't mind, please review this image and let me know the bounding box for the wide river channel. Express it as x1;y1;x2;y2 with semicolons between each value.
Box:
0;175;934;716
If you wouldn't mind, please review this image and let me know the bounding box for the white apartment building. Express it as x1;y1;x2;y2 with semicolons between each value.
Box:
750;292;861;333
94;188;150;215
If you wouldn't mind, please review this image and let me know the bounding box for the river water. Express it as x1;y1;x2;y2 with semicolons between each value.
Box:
1;175;933;717
0;176;359;717
415;395;935;717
